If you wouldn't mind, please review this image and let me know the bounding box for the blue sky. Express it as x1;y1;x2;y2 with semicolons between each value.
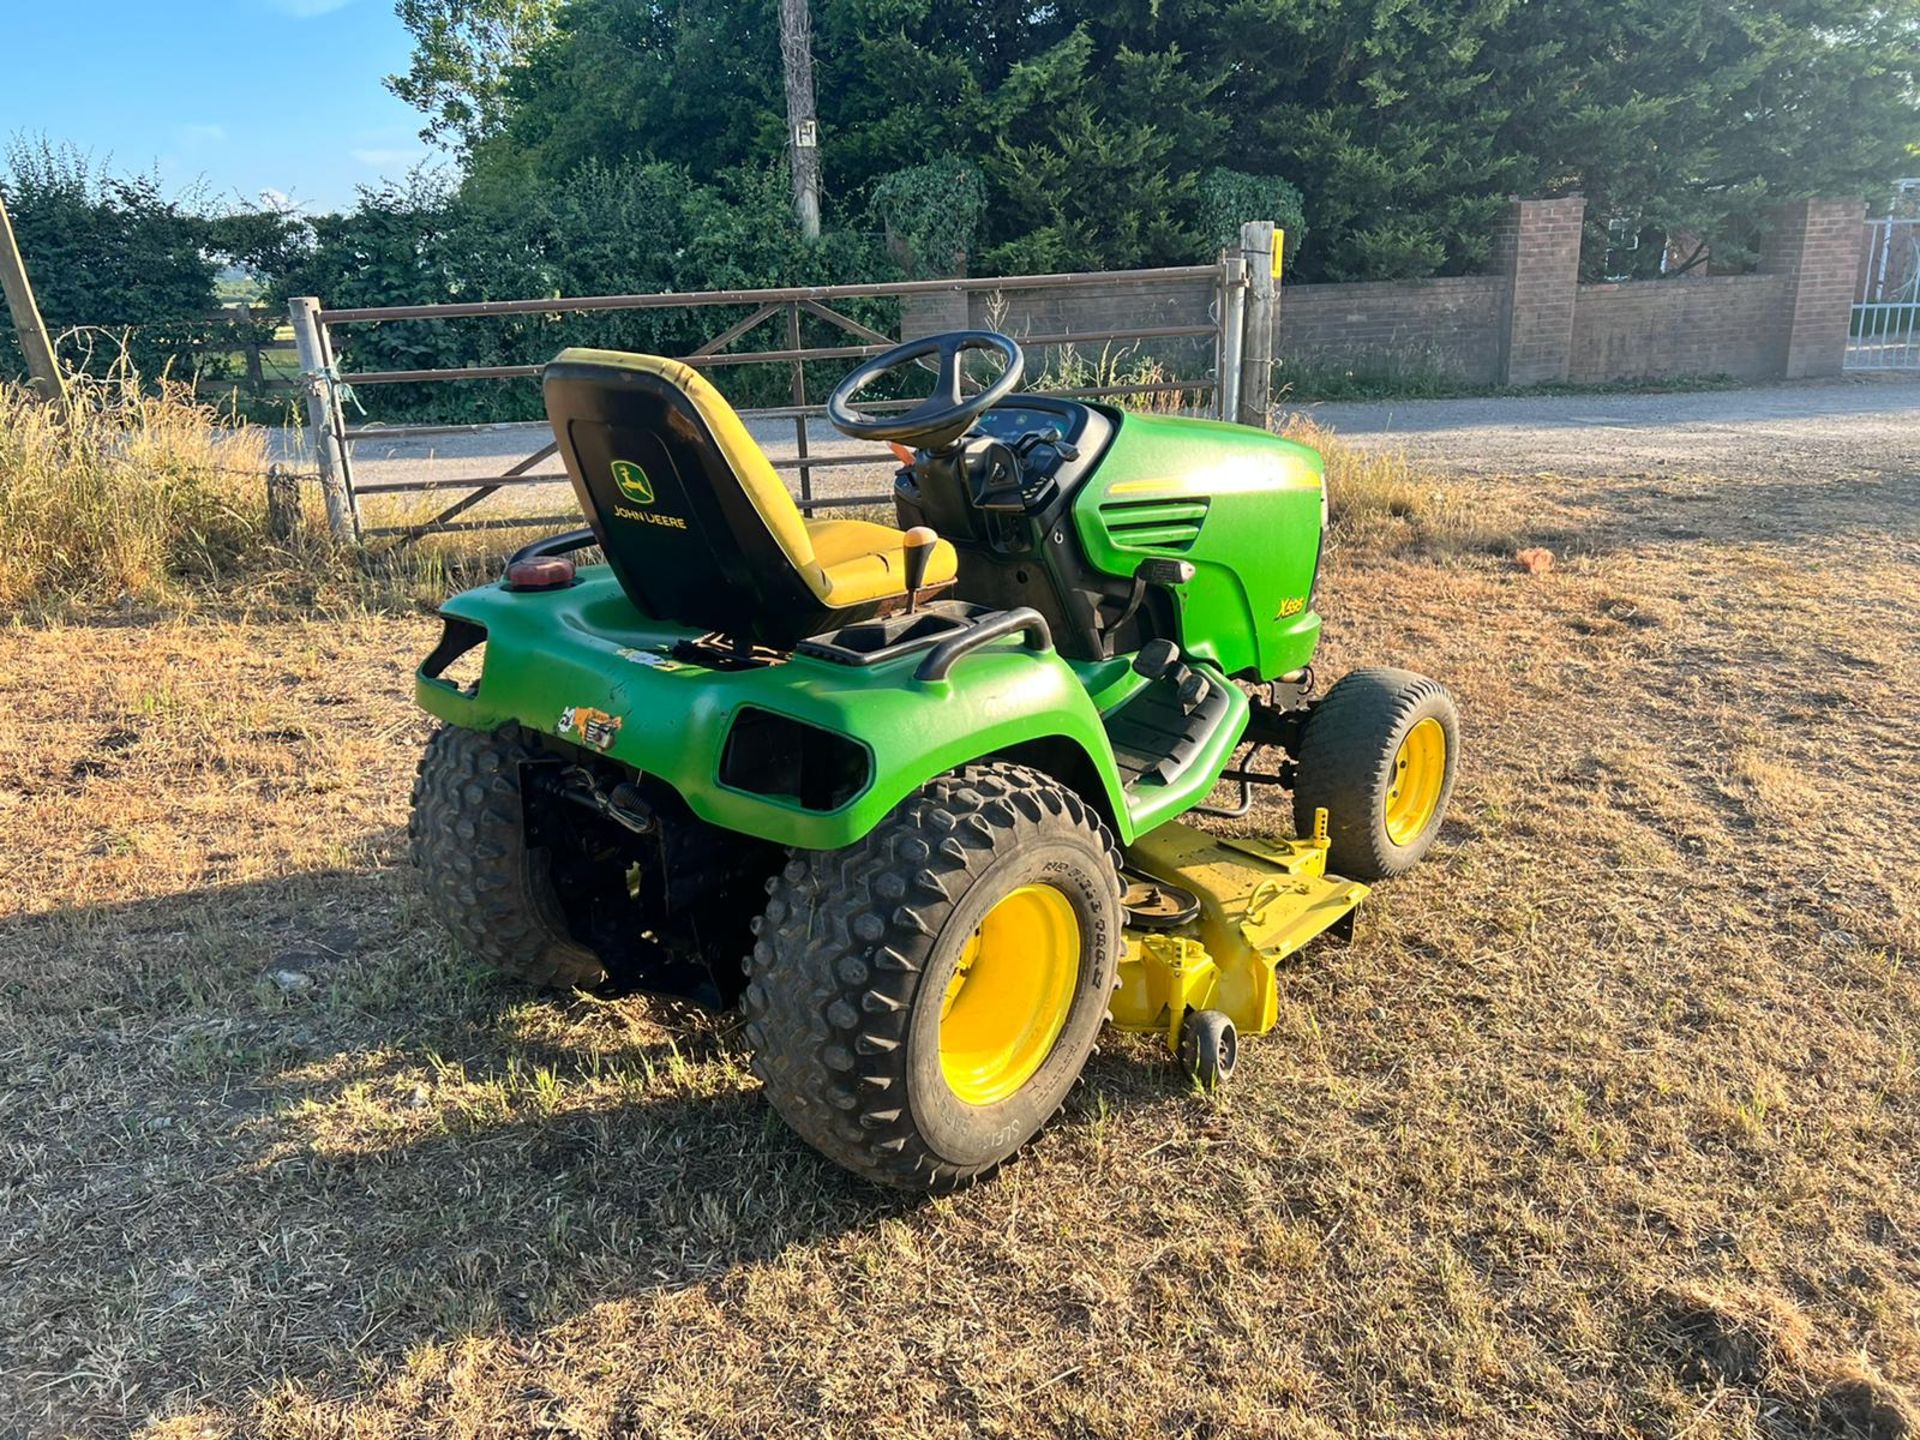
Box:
0;0;440;213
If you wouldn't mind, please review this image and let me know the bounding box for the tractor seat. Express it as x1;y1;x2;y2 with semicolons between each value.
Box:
544;348;958;649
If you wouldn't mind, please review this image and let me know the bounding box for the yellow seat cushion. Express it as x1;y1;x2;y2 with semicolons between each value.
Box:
554;347;951;612
805;518;959;606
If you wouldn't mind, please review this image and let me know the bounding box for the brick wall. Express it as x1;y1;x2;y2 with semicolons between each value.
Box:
1276;276;1508;385
1569;274;1790;382
903;277;1218;377
895;195;1863;397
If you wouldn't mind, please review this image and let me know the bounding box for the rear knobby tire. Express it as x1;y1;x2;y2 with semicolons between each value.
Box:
1293;668;1459;881
743;763;1124;1191
408;724;604;990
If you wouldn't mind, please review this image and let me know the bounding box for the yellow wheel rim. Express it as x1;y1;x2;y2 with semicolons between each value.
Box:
938;884;1081;1106
1384;716;1448;846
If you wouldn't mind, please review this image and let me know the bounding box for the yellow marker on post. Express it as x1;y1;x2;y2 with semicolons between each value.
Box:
1272;227;1286;282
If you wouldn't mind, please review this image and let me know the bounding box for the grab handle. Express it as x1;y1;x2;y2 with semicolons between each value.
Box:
915;607;1053;682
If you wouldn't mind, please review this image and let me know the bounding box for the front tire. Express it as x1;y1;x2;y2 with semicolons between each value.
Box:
743;763;1124;1191
1293;668;1459;880
408;725;605;990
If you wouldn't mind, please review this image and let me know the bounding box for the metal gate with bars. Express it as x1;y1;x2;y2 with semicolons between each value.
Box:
287;239;1278;544
1847;218;1920;371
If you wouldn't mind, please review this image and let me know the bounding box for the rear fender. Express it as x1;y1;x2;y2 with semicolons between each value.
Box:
415;567;1138;851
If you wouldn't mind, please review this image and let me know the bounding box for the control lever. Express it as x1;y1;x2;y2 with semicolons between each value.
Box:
1133;638;1180;679
901;526;939;613
1014;429;1078;464
969;439;1028;513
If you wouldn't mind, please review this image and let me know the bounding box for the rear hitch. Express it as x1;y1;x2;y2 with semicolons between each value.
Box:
527;762;658;836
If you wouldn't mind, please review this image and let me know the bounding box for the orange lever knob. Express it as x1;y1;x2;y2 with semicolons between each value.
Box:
901;526;939;608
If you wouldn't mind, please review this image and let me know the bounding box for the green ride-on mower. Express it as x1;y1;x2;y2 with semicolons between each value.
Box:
409;331;1459;1190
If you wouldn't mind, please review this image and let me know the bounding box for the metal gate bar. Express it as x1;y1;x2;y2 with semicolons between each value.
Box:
313;266;1223;324
330;325;1221;387
1847;219;1920;371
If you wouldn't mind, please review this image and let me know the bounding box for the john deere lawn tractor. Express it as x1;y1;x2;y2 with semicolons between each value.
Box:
409;331;1458;1190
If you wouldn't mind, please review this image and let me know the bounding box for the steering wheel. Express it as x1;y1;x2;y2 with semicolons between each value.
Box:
826;330;1025;450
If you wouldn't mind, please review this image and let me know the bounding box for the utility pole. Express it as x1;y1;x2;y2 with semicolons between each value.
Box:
0;190;67;409
778;0;821;239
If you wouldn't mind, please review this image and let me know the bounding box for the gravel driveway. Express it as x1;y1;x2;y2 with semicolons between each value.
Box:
277;373;1920;526
1295;372;1920;478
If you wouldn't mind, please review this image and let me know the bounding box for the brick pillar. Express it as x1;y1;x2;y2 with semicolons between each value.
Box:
1759;197;1866;379
1491;195;1585;386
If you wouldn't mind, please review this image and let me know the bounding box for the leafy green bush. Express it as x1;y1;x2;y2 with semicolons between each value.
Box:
976;30;1223;276
275;162;898;423
1197;170;1308;267
0;142;310;397
872;159;986;278
1338;220;1451;283
0;142;221;384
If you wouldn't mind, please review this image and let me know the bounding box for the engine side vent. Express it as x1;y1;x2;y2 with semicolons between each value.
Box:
1098;497;1210;553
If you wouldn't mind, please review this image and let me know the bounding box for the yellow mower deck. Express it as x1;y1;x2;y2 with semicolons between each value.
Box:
1111;814;1368;1051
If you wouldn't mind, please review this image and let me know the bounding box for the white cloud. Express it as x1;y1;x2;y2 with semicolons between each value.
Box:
351;147;425;169
265;0;356;16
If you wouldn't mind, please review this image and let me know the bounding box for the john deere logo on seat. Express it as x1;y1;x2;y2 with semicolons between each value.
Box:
610;460;654;505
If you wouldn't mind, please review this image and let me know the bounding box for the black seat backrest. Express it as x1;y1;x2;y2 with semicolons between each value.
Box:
543;348;832;647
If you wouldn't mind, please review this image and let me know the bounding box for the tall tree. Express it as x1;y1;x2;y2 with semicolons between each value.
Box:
1484;0;1920;275
412;0;1920;279
388;0;562;152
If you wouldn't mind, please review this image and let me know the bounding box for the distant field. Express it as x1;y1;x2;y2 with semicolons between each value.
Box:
1;427;1916;1436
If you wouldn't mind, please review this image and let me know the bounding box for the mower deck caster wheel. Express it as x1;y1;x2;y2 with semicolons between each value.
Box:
1179;1009;1238;1090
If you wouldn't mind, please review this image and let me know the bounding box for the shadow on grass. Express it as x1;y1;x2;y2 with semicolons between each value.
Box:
0;863;964;1431
0;857;1203;1434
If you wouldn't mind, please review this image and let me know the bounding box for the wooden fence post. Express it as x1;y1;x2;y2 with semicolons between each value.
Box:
0;190;67;410
1237;220;1276;429
1216;253;1248;423
288;295;355;539
242;310;264;394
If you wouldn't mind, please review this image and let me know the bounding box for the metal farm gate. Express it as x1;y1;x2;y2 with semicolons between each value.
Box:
1847;218;1920;371
285;236;1280;544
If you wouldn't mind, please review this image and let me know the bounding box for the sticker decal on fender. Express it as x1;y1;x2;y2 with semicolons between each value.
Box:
616;646;685;672
558;705;623;751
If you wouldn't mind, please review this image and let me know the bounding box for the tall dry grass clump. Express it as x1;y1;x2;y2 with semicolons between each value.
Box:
1278;413;1519;557
0;371;273;608
1278;415;1430;527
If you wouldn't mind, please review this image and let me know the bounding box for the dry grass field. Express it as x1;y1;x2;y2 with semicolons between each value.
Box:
2;390;1917;1438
